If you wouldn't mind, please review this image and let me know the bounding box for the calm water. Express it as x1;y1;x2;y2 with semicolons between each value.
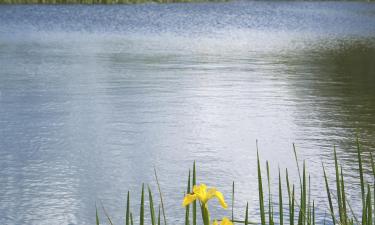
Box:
1;2;375;224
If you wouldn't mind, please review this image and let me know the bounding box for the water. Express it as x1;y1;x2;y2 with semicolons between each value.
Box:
0;2;375;224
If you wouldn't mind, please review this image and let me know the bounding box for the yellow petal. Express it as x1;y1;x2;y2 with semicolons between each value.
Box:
193;184;207;203
183;194;197;207
207;188;217;199
207;188;228;208
221;217;233;225
212;220;218;225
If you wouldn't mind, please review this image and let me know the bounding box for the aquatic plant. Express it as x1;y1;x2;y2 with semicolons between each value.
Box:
183;183;228;225
96;137;375;225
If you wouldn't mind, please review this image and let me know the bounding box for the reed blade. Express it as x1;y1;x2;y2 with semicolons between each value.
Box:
154;168;167;225
140;184;144;225
185;170;191;225
367;185;372;225
371;153;375;225
323;164;336;225
334;147;343;224
193;161;197;225
266;161;274;225
232;181;235;222
279;168;283;225
286;169;293;225
96;205;100;225
291;185;295;225
357;136;365;207
149;186;156;225
245;202;249;225
340;166;347;224
312;201;315;225
126;191;130;225
257;147;266;225
101;202;114;225
158;206;161;225
293;143;302;187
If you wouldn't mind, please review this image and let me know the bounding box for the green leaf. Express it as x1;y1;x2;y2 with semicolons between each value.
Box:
257;145;266;225
149;186;156;225
96;204;100;225
140;184;144;225
323;164;336;225
126;191;130;225
193;162;197;225
232;181;235;222
154;168;167;225
279;168;283;225
185;170;191;225
245;202;249;225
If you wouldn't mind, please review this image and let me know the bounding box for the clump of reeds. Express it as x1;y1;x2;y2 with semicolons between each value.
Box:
96;137;375;225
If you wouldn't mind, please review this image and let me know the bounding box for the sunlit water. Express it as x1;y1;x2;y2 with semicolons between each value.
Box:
0;2;375;224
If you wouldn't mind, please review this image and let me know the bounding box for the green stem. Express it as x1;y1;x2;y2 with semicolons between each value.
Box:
201;204;210;225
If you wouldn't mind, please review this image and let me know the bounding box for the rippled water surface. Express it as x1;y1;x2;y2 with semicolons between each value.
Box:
1;2;375;224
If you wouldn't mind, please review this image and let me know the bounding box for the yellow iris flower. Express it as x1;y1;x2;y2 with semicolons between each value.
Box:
213;217;233;225
183;184;228;208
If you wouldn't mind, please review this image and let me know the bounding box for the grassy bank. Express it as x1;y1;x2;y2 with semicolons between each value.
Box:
0;0;225;4
96;138;374;225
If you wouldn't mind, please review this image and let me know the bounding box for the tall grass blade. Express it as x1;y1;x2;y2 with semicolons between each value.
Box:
334;147;344;224
140;184;145;225
345;196;360;225
291;185;295;225
185;170;191;225
307;175;311;225
193;161;197;225
312;201;315;225
357;136;365;206
158;206;161;225
149;186;156;225
293;143;302;187
245;202;249;225
286;169;294;225
297;162;306;225
371;153;375;179
367;184;372;225
364;187;369;225
340;166;347;224
232;181;235;222
323;164;336;225
303;162;306;225
96;204;100;225
257;146;266;225
357;136;368;225
154;168;167;225
101;202;114;225
279;168;283;225
266;161;274;225
126;191;130;225
371;153;375;225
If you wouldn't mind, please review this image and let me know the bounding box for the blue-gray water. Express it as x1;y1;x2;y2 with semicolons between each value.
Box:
0;2;375;224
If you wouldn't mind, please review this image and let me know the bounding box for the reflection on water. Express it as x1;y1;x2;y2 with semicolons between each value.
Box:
0;2;375;225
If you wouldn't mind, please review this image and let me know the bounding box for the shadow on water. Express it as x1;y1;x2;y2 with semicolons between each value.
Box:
281;39;375;173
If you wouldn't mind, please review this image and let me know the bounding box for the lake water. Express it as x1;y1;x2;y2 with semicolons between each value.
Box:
0;2;375;224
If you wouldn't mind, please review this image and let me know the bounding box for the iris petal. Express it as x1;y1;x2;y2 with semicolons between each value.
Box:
207;188;227;208
213;191;228;208
183;194;197;206
221;217;233;225
193;184;208;203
